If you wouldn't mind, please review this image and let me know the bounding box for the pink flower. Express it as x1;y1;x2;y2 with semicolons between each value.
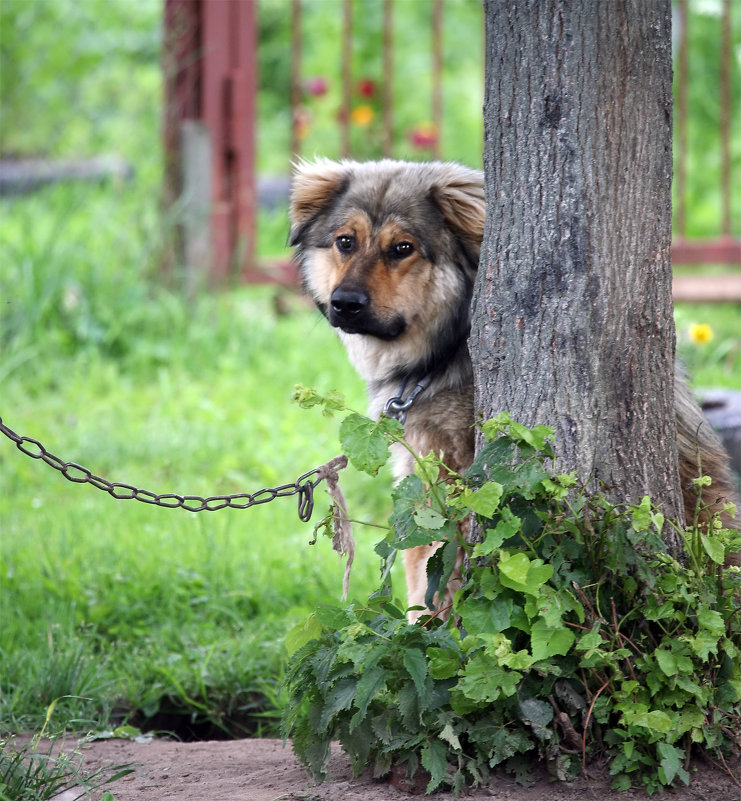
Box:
305;77;328;97
408;122;438;149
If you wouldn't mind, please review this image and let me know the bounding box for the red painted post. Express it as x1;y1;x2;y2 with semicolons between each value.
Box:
671;238;741;265
163;0;257;285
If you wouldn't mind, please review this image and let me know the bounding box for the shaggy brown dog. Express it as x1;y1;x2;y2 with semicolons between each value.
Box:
290;158;740;619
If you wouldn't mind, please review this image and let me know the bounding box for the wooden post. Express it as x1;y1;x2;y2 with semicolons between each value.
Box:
162;0;257;285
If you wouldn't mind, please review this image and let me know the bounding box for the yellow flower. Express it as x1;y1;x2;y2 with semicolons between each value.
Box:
688;323;714;345
351;104;375;126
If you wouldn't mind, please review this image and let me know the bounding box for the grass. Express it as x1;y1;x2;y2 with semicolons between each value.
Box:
0;183;397;738
0;731;132;800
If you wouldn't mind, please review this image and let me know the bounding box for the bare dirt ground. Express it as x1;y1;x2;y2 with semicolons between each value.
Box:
33;736;741;801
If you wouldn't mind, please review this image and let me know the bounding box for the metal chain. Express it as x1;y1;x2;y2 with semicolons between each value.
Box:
0;415;328;522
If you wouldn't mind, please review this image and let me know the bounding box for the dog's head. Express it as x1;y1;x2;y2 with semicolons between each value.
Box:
290;158;485;381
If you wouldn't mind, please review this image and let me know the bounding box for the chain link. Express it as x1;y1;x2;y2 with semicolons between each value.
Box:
0;415;326;522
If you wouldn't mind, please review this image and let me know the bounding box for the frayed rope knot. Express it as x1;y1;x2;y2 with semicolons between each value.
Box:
317;455;355;599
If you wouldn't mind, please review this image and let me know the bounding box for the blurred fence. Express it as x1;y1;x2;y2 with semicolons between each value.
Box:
162;0;740;296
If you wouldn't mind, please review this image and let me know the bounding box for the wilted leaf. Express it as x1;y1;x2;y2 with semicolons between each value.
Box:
421;738;449;792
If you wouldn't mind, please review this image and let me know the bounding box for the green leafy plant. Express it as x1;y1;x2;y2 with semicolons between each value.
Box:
282;395;741;794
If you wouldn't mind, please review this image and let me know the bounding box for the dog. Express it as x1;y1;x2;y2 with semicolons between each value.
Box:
290;158;740;619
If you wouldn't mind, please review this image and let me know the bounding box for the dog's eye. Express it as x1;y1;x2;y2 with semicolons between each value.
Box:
392;241;415;259
336;235;355;253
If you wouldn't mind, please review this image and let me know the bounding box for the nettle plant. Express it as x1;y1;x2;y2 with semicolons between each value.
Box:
283;388;741;794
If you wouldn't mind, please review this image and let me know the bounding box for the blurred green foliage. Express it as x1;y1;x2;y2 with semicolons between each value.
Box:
674;2;741;236
1;0;738;239
0;0;161;162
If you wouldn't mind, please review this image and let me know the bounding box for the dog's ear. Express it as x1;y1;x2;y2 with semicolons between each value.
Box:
430;166;486;243
290;159;347;245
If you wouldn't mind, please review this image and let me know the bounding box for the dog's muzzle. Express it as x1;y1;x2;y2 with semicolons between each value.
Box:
330;286;370;325
328;285;406;340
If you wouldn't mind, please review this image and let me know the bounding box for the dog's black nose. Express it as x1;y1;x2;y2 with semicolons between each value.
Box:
330;287;369;318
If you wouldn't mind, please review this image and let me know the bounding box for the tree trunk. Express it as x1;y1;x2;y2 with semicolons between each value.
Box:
471;0;684;546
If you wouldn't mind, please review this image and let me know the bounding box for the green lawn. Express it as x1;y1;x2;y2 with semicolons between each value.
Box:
0;180;399;736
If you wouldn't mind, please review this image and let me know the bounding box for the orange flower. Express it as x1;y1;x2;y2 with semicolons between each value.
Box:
351;105;375;126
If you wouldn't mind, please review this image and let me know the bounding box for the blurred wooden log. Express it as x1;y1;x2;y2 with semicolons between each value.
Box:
672;274;741;302
0;155;133;195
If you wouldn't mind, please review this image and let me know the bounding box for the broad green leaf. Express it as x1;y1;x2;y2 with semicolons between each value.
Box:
340;413;393;475
350;665;387;730
488;728;534;768
697;605;725;638
285;613;323;656
701;533;725;564
403;648;429;696
457;654;521;702
439;721;461;751
620;707;675;734
480;414;553;449
413;450;442;486
318;677;357;732
575;626;604;652
517;697;554;743
456;595;512;634
391;475;455;549
475;632;533;670
656;742;689;786
427;646;460;679
473;509;521;556
498;553;553;596
315;603;355;630
397;681;420;729
655;649;678;677
611;774;632;791
688;630;720;660
530;619;575;661
630;496;653;532
424;539;459;612
455;481;503;517
413;506;447;530
527;587;583;627
498;552;531;585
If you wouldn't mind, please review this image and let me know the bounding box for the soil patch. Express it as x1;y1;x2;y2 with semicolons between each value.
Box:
27;736;741;801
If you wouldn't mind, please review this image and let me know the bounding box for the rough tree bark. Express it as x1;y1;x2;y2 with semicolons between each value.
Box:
470;0;685;547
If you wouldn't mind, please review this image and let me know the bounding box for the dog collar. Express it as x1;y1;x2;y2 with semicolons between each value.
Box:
383;374;432;425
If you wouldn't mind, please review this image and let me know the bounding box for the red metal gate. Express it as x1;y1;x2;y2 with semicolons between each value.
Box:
163;0;740;298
